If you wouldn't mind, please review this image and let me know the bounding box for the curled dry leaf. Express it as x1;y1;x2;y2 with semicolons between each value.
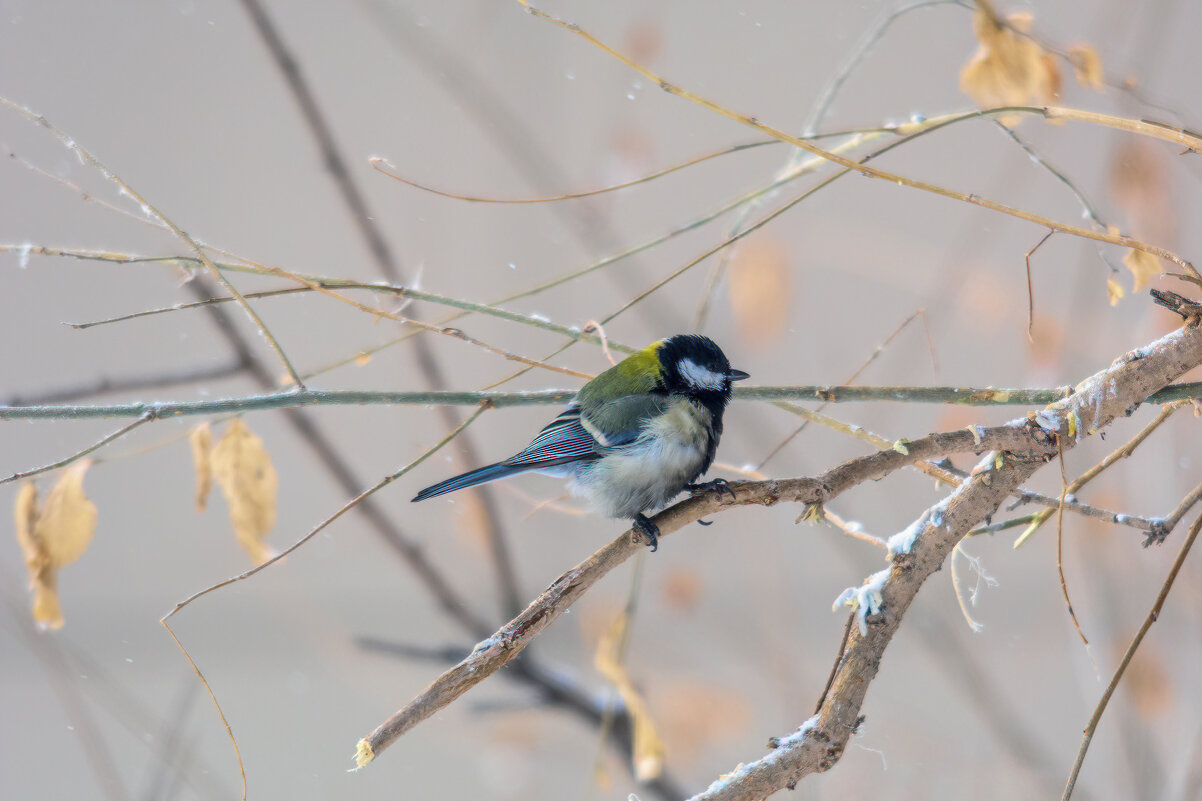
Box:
211;418;278;565
960;10;1061;126
1067;43;1104;89
729;237;791;346
1124;248;1163;292
13;463;98;629
189;422;213;513
594;610;666;781
1106;276;1126;306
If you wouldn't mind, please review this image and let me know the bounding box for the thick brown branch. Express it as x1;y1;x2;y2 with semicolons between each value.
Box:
690;325;1202;801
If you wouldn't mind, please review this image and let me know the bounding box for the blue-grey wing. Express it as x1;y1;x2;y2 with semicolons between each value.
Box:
580;393;670;449
502;406;601;469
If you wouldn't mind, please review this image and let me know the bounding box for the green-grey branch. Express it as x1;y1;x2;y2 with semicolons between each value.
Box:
3;382;1201;421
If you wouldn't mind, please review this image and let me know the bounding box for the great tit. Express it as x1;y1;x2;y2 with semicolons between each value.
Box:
412;334;748;550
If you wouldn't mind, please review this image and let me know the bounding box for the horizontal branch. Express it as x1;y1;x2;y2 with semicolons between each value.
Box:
4;382;1202;420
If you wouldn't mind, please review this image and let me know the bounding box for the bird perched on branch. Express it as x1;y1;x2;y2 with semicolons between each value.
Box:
412;334;748;550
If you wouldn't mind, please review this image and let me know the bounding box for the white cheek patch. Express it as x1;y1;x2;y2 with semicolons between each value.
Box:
678;358;727;390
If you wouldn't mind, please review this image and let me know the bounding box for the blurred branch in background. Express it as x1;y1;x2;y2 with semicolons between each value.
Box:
4;2;1202;799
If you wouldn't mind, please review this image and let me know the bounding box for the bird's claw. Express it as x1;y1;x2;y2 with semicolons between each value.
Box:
686;477;737;501
632;513;659;552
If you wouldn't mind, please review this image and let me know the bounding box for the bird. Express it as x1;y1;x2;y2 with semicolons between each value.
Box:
412;334;748;550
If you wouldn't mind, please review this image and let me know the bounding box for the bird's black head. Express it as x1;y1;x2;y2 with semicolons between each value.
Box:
656;335;749;406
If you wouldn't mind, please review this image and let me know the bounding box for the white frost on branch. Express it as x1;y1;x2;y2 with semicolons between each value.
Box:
833;568;889;636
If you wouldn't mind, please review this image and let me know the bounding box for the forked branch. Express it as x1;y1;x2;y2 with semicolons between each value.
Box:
353;322;1202;800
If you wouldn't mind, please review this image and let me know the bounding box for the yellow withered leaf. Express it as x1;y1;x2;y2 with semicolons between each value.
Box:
595;610;666;781
729;237;791;346
959;10;1060;126
189;422;213;513
211;418;278;565
13;464;98;630
13;483;59;628
1123;248;1162;292
37;462;98;567
1067;44;1104;89
1107;276;1125;306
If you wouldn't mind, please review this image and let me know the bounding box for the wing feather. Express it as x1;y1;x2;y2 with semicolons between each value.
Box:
502;407;600;468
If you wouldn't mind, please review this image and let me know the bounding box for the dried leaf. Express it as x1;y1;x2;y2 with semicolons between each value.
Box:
14;483;39;560
1067;44;1104;89
960;10;1060;126
595;611;666;781
37;462;98;567
1107;276;1125;306
729;237;791;346
212;418;278;565
13;465;99;630
189;423;213;513
13;483;60;628
1123;249;1162;292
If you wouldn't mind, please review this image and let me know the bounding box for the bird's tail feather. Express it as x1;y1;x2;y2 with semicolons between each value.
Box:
411;463;530;502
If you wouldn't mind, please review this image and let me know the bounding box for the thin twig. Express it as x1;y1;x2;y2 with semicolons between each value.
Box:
511;4;1202;283
1060;511;1202;801
1158;481;1202;536
1025;230;1056;340
820;508;889;550
0;413;153;485
757;310;933;470
996;123;1108;229
1056;439;1090;646
0;96;307;387
692;0;962;330
1014;402;1184;547
369;142;779;203
59;263;638;358
158;620;246;801
164;402;491;621
239;0;525;621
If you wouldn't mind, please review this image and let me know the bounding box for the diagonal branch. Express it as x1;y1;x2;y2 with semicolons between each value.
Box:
353;323;1202;791
689;325;1202;801
355;424;1058;766
238;0;524;618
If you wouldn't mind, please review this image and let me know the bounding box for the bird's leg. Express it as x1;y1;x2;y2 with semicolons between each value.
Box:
632;513;659;552
686;477;737;501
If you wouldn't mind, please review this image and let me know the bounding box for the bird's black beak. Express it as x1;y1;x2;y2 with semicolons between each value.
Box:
728;369;750;381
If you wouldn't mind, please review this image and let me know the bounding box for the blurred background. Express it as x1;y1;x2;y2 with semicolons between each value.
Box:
2;1;1200;799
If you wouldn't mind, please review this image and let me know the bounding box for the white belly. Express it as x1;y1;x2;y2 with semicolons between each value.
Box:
570;400;711;519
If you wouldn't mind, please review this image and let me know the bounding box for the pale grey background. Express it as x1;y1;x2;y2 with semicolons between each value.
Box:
2;2;1200;800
